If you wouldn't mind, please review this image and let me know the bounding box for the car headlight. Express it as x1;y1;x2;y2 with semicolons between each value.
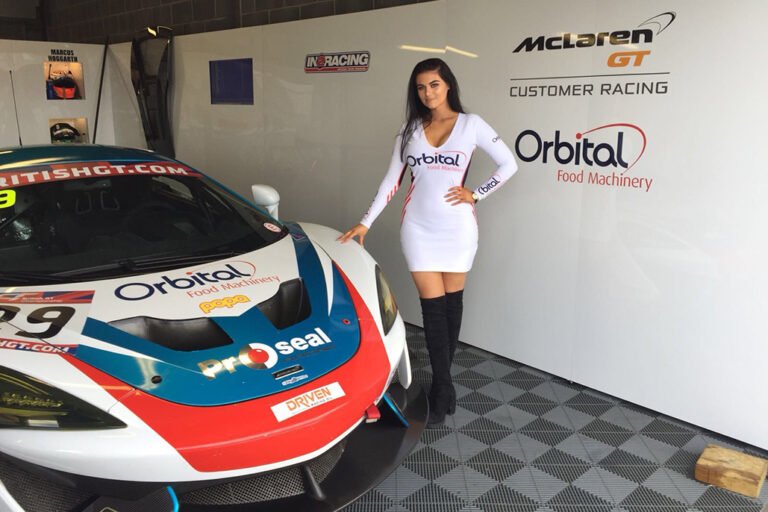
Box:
0;366;125;429
375;266;398;336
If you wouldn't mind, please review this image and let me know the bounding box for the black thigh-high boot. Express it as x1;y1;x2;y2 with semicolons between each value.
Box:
445;289;464;415
421;296;452;426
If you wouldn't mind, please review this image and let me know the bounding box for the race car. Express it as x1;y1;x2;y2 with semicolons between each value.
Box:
0;145;426;512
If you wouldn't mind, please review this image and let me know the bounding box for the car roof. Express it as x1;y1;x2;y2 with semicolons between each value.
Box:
0;145;177;172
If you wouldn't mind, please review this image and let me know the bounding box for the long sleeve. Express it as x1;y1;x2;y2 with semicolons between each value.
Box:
360;133;408;228
472;115;518;201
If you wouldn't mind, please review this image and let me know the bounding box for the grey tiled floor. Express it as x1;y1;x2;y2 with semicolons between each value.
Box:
343;324;768;512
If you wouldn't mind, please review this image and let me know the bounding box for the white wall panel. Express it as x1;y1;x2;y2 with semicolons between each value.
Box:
0;40;109;147
105;42;145;148
103;0;768;449
172;29;265;191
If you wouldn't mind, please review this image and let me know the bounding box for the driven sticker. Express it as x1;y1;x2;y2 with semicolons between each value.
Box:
271;382;346;422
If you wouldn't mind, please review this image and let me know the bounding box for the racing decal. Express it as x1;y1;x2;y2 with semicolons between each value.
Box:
74;229;360;405
63;264;392;472
112;260;280;301
0;337;77;353
0;162;202;190
197;327;334;379
263;222;281;233
198;342;279;378
281;374;308;386
0;189;15;208
0;290;94;304
304;51;370;73
0;291;93;354
270;382;346;422
198;294;250;314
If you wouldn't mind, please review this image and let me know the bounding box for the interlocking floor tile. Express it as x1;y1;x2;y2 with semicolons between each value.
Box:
510;392;559;416
400;483;466;512
497;380;529;402
638;434;681;465
452;369;495;390
564;392;615;416
501;370;547;390
598;449;658;484
572;467;616;505
693;486;763;511
520;418;574;447
344;325;768;511
599;406;638;432
541;406;580;430
531;449;592;483
558;433;613;464
404;446;461;480
580;419;636;447
642;468;689;505
593;467;639;504
640;419;698;448
475;483;540;512
374;465;430;502
547;485;614;512
466;446;525;481
617;435;660;465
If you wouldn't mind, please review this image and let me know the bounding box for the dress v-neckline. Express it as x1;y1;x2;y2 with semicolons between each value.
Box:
422;113;461;148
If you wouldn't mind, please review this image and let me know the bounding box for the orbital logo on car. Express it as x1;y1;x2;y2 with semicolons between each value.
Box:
197;327;334;379
114;262;256;301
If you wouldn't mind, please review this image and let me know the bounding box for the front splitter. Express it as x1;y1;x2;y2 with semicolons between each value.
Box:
179;382;427;512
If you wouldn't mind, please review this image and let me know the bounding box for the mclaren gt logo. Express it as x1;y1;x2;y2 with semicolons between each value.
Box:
197;327;333;379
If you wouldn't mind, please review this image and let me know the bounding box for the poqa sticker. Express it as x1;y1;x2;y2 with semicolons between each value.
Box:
264;222;281;233
0;190;16;209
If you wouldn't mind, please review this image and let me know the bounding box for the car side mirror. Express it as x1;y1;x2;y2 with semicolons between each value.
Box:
251;184;280;219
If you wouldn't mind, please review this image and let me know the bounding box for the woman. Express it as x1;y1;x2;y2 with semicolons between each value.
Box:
339;58;518;426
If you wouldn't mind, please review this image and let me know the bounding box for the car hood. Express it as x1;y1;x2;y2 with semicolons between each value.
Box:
0;225;363;406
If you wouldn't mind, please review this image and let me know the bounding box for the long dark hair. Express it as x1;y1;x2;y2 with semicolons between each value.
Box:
400;58;465;159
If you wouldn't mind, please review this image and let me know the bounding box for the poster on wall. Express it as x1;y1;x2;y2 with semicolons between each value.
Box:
44;56;85;100
49;118;88;144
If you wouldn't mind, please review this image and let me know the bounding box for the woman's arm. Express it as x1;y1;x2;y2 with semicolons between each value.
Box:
472;115;518;201
359;133;408;228
338;132;408;245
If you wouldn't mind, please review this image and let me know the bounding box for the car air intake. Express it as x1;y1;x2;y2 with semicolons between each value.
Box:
109;317;233;351
257;278;311;329
109;279;311;350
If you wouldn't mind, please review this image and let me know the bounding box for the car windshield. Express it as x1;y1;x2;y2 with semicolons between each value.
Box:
0;170;285;285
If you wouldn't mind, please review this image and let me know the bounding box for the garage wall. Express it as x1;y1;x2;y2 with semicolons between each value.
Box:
6;0;767;450
156;0;768;450
0;39;116;147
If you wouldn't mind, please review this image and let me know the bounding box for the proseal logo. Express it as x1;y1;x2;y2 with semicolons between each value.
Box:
198;342;278;379
197;327;333;379
271;382;346;422
406;151;465;171
516;123;654;192
305;51;370;73
114;262;258;301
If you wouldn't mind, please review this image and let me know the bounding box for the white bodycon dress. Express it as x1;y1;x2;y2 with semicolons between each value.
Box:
360;113;518;272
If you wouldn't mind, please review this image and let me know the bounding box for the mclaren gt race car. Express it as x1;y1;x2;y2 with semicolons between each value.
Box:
0;145;425;512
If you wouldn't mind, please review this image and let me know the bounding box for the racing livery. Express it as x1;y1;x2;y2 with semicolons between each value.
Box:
0;145;424;512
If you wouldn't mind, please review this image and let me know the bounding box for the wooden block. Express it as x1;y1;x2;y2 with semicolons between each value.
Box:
695;444;768;498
